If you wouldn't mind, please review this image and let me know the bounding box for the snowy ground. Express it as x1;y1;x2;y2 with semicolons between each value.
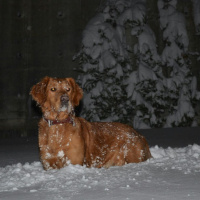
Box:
0;128;200;200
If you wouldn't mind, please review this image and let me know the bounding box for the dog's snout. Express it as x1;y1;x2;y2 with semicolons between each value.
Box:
61;94;69;103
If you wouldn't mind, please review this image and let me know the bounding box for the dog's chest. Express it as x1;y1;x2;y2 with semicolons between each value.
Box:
46;125;72;148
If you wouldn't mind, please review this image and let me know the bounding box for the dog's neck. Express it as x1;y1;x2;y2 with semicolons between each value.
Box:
43;112;76;127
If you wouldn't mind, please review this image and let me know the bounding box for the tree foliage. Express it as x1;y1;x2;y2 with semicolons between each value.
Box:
74;0;200;128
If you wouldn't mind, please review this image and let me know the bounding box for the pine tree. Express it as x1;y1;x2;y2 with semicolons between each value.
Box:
74;0;133;123
158;0;200;127
74;0;200;128
123;1;167;128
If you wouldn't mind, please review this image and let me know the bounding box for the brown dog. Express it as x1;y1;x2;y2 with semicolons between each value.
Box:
30;77;151;170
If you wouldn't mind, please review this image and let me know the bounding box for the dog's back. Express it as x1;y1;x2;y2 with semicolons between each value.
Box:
78;118;152;168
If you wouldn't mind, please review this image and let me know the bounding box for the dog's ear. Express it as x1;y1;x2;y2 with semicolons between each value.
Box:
30;76;50;105
67;78;83;106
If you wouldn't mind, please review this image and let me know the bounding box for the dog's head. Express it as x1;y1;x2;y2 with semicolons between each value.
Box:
30;77;83;115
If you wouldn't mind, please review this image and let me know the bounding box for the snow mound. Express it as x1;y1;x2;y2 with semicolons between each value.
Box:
1;145;200;200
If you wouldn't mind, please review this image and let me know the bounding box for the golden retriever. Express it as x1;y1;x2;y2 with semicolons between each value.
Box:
30;77;151;170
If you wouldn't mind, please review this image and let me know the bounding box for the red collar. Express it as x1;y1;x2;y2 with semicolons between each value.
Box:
43;116;75;127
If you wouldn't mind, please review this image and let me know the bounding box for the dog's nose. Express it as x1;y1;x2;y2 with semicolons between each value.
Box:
60;94;69;103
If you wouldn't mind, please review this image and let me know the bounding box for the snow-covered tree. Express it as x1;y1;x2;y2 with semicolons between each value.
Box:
124;1;167;128
158;0;200;127
74;0;133;123
191;0;200;66
74;0;200;128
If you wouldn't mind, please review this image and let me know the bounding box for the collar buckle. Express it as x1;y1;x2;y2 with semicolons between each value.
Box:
48;119;53;127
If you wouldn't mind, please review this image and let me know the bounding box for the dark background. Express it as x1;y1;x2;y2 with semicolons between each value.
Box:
0;0;103;137
0;0;200;138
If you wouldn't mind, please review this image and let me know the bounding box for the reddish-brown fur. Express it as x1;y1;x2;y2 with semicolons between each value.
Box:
30;77;152;170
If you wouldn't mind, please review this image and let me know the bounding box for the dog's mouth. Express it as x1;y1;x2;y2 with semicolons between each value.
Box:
59;102;73;113
59;105;68;112
59;95;73;113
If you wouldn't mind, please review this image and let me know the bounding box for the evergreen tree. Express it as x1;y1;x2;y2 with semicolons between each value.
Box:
124;1;167;128
158;0;200;127
74;0;133;123
74;0;200;128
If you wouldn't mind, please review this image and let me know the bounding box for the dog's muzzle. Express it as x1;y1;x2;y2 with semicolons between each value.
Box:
60;94;69;106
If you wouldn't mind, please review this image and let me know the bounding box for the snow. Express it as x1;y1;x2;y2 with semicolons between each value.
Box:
138;61;157;81
132;24;160;62
75;0;200;128
1;140;200;200
118;1;146;26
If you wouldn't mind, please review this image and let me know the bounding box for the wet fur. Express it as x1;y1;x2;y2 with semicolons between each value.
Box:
30;77;152;170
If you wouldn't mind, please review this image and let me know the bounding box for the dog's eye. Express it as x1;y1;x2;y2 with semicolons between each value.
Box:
51;88;56;92
66;88;70;92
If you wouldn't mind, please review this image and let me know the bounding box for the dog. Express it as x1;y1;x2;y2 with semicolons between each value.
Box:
30;77;152;170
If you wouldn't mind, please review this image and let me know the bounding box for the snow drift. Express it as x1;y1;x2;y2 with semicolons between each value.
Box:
1;144;200;200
